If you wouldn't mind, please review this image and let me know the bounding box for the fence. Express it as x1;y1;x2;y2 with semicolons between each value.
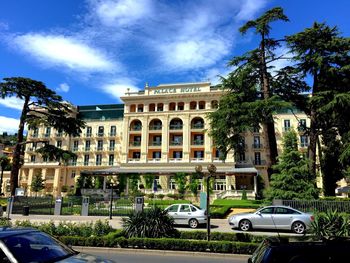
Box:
273;199;350;213
9;196;135;216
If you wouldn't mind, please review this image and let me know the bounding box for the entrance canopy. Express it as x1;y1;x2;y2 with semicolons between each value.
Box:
80;163;258;176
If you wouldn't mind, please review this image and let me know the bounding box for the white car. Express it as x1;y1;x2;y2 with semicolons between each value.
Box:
228;205;314;234
165;203;207;228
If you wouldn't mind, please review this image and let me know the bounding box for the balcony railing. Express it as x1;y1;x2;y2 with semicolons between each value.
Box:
170;141;183;146
149;125;162;130
192;140;204;145
252;143;263;149
149;141;161;146
85;133;92;137
129;141;141;146
130;126;142;131
169;158;183;162
96;133;104;137
147;158;161;163
128;158;141;163
191;123;204;129
253;159;266;166
108;147;115;151
44;133;51;138
83;147;91;152
190;158;205;162
169;124;183;130
283;127;291;132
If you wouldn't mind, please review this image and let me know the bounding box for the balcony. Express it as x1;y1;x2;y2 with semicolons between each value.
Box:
83;147;91;152
108;132;117;137
253;159;266;166
213;157;225;163
190;158;205;162
44;133;51;138
108;147;115;151
169;124;183;130
128;158;141;163
129;141;141;147
252;143;263;149
282;127;291;132
96;133;105;137
149;141;162;146
130;126;142;131
147;158;162;163
169;158;184;163
96;147;104;152
169;141;183;146
149;125;162;131
84;133;92;138
191;140;204;146
191;123;204;129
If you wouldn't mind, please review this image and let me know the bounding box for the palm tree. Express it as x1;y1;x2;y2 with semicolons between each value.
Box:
0;156;10;195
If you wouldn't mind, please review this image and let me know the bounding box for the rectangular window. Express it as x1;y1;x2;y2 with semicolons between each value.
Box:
86;126;92;137
43;156;48;162
253;136;261;148
300;135;309;147
194;151;204;158
56;140;62;148
98;126;104;137
30;155;36;163
71;156;77;166
85;140;90;151
97;140;103;151
298;119;307;131
152;151;161;158
238;152;245;161
253;126;260;133
45;127;51;137
56;129;63;137
110;126;116;136
96;154;102;165
284;120;291;131
173;151;183;158
109;140;115;151
133;152;141;159
71;171;76;179
169;176;176;190
84;155;89;166
254;152;261;165
109;154;114;166
73;141;79;151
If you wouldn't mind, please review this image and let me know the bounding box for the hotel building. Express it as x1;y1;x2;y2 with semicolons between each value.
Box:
17;82;315;199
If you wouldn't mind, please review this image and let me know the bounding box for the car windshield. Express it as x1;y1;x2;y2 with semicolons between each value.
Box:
2;231;76;263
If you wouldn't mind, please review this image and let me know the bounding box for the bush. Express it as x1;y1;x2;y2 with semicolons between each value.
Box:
122;207;179;238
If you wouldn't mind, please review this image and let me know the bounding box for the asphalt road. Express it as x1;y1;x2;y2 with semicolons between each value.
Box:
76;247;250;263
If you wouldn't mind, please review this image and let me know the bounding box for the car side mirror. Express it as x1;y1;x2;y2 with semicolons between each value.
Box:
256;211;261;215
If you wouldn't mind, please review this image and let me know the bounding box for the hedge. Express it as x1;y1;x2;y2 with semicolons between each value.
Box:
58;236;258;254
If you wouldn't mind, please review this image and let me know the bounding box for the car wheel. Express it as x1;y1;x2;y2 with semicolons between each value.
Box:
189;218;199;228
239;219;252;231
292;221;306;234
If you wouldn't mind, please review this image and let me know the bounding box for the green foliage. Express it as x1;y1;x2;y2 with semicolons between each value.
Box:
241;189;247;200
265;130;319;200
174;172;187;195
31;172;45;194
61;185;68;192
310;210;350;240
212;199;267;207
122;207;179;238
187;173;200;198
144;174;155;189
94;176;104;189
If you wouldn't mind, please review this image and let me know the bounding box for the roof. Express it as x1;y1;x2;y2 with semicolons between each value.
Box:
0;228;38;238
77;104;124;121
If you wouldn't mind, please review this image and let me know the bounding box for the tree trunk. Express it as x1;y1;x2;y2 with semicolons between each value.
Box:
260;34;278;177
10;97;29;196
0;169;3;194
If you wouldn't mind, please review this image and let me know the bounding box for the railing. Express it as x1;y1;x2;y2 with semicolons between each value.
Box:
215;190;256;199
191;123;204;129
84;133;92;137
253;159;266;165
192;140;204;145
108;132;117;136
96;133;104;137
190;158;205;162
169;158;183;162
274;199;350;213
147;158;161;163
169;124;183;130
283;127;291;132
108;147;115;151
149;141;161;146
213;158;224;163
252;143;263;149
130;126;142;131
169;141;183;146
129;141;141;146
128;158;141;163
149;125;162;130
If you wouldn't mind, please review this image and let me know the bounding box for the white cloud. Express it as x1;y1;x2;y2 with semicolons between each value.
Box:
94;0;154;27
57;83;70;93
102;78;139;100
235;0;267;21
0;116;19;134
0;97;24;110
12;34;117;72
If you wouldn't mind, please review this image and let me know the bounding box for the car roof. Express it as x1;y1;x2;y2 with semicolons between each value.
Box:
0;227;39;239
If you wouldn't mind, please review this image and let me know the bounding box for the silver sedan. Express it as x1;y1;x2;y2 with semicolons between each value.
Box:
165;203;207;228
228;205;314;234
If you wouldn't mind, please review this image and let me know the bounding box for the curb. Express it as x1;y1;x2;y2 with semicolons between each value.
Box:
74;246;251;258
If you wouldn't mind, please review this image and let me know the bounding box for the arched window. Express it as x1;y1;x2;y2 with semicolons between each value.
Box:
198;101;205;109
169;118;183;130
130;120;142;131
191;117;204;129
149;119;162;130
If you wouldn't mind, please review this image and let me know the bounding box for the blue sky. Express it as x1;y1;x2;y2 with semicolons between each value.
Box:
0;0;349;134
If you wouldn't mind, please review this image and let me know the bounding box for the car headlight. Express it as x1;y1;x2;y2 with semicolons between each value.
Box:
229;215;236;221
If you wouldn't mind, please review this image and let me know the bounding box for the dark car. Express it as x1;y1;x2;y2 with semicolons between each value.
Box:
0;227;114;262
248;237;350;263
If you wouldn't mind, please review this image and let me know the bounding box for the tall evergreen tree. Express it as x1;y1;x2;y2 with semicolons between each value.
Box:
208;7;289;177
0;77;85;195
283;23;350;194
31;172;45;196
265;130;319;200
0;155;10;195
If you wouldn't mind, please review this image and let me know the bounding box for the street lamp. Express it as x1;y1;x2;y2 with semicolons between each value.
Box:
109;182;114;220
195;164;217;242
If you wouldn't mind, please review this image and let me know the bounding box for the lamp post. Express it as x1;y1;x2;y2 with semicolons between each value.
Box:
109;182;114;220
195;164;217;242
